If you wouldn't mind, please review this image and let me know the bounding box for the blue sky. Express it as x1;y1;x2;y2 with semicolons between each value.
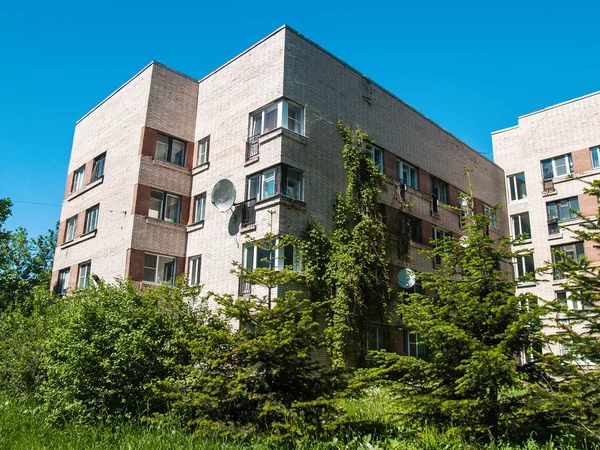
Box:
1;0;599;237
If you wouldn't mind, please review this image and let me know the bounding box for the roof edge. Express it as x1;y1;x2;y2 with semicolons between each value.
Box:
518;90;600;120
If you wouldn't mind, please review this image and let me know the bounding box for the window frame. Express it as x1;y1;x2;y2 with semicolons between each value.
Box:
91;153;105;182
483;204;498;228
188;255;201;286
405;331;426;358
507;172;527;202
77;262;91;289
197;136;209;166
591;146;600;169
364;144;384;173
431;176;449;205
72;166;85;192
148;189;181;224
365;325;389;352
155;134;186;167
65;216;77;242
541;154;573;180
57;268;70;295
249;100;304;137
243;241;301;272
194;193;206;223
246;165;304;203
398;160;418;189
142;253;176;285
546;197;579;234
514;254;535;280
511;212;531;241
84;205;99;234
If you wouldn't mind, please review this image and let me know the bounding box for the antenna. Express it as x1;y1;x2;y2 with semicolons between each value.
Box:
397;268;416;289
211;179;236;212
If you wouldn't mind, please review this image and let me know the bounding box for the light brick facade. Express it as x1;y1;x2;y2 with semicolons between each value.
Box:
52;26;507;336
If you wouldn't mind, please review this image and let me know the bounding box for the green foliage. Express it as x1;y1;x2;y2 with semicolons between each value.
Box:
0;197;57;310
39;279;226;423
299;122;395;369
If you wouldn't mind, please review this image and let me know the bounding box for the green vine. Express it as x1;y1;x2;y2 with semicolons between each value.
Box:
299;121;399;369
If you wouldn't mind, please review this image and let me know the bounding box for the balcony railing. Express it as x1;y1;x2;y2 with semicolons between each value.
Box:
542;179;556;196
239;277;251;296
241;198;256;227
246;136;260;160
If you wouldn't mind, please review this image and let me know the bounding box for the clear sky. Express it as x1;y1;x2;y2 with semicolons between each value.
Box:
1;0;599;237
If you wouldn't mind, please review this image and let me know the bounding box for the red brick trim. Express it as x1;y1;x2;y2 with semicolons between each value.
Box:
185;141;195;168
64;172;74;199
418;168;431;196
572;148;593;173
180;195;191;224
126;248;145;282
140;127;158;157
176;257;186;279
132;184;152;216
579;193;598;217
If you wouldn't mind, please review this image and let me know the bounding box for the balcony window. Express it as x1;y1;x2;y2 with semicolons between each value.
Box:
155;134;186;166
243;241;301;272
405;331;426;358
143;253;176;285
77;262;91;289
72;166;85;192
515;254;535;280
591;146;600;169
65;216;77;242
541;154;573;180
511;212;531;241
552;242;585;279
85;205;99;234
246;165;303;202
431;177;449;205
188;255;201;286
91;153;105;182
507;172;527;202
483;204;497;228
364;144;383;173
56;269;70;295
194;193;206;223
149;190;181;223
250;100;304;138
197;136;209;165
546;197;579;234
398;161;418;189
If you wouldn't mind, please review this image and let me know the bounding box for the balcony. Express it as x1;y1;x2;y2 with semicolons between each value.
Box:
431;194;439;215
239;277;251;296
246;136;260;160
542;179;556;196
241;198;256;227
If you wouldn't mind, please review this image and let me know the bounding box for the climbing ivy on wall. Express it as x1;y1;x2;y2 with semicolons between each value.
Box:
299;121;399;369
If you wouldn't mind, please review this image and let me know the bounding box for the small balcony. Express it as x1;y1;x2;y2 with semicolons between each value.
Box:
542;179;556;196
431;194;439;215
246;136;260;160
239;277;251;296
241;198;256;227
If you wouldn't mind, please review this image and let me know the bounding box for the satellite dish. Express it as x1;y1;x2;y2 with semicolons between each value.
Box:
211;179;236;212
459;235;469;248
397;268;416;289
459;197;470;208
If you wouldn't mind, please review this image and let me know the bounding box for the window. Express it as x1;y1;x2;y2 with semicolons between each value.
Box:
541;154;573;180
507;172;527;202
188;256;201;286
65;216;77;242
56;269;70;295
149;190;181;223
514;254;535;280
398;161;418;189
591;146;600;169
511;212;531;241
155;134;186;166
197;137;209;165
366;325;388;352
400;214;421;246
194;193;206;223
77;262;91;289
246;165;303;202
552;242;585;279
483;204;497;228
72;166;85;192
243;242;301;272
432;227;451;265
403;278;423;295
91;154;105;182
405;332;426;358
364;144;384;173
143;253;176;285
431;177;449;205
556;291;590;311
84;205;99;234
250;100;304;137
546;197;579;234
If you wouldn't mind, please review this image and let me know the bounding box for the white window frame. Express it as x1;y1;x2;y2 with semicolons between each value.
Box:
188;255;201;286
431;176;449;204
194;193;206;223
84;205;99;234
364;144;384;173
65;216;77;242
398;160;418;189
250;100;304;137
366;325;388;352
149;190;181;223
155;134;186;166
77;262;91;289
511;212;531;241
514;254;535;279
142;253;176;285
483;204;498;228
243;241;301;272
197;136;209;165
541;154;573;180
406;331;426;358
57;268;70;294
91;154;105;182
246;165;303;202
507;172;527;202
72;166;85;192
590;146;600;169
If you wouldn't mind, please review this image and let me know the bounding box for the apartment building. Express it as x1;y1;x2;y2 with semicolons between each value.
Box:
51;25;507;356
492;92;600;351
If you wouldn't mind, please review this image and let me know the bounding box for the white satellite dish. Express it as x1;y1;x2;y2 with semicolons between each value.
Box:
397;268;416;289
459;197;470;208
459;235;469;248
211;179;236;212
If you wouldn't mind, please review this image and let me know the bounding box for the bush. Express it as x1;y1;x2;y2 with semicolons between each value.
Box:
38;279;227;423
